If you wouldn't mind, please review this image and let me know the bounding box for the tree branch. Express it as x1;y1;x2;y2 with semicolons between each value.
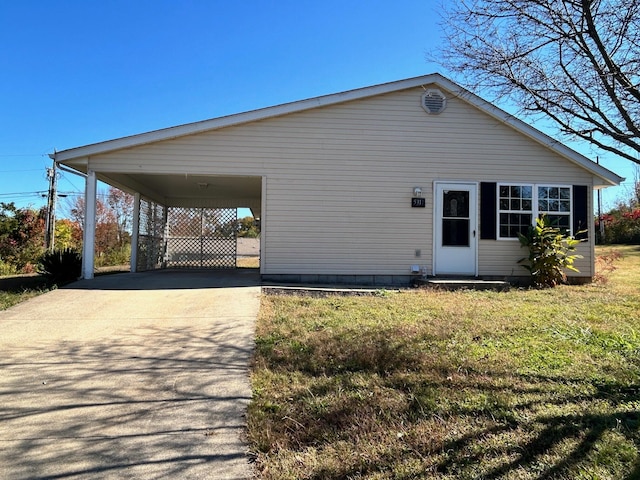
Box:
437;0;640;166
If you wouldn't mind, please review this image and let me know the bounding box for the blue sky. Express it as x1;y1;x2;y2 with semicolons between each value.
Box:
0;0;635;217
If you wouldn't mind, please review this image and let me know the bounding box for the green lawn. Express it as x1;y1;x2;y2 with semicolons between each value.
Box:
0;288;49;311
0;275;52;311
248;245;640;479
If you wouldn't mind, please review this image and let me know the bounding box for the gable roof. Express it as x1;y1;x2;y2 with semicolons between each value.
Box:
54;73;623;187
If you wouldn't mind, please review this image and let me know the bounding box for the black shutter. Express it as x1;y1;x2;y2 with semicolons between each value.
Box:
480;182;497;240
573;185;589;240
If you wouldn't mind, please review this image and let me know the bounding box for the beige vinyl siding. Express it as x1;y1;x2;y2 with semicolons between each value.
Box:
478;190;594;278
89;86;597;277
479;241;593;279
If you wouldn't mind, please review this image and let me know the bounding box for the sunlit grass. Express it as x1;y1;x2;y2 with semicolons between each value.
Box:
248;245;640;479
0;287;52;311
237;256;260;268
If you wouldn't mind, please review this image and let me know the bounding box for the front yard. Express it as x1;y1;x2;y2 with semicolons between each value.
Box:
248;246;640;479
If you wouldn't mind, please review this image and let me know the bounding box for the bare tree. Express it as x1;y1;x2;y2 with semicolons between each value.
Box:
106;187;134;246
438;0;640;165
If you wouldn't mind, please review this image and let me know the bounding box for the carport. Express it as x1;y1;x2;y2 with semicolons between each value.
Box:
52;74;616;286
51;153;262;279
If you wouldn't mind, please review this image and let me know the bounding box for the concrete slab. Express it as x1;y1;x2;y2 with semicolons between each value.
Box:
0;269;260;480
419;277;511;291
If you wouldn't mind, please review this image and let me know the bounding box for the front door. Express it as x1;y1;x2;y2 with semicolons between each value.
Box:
434;182;478;276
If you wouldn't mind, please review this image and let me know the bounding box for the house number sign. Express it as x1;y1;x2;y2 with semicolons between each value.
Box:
411;197;426;208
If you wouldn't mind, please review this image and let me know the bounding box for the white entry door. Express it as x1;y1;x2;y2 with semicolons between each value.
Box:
434;182;478;276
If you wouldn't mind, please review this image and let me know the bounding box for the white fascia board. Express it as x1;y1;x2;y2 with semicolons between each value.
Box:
53;74;443;164
433;77;624;187
53;72;623;187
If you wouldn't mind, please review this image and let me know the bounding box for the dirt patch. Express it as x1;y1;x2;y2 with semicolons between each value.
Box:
237;237;260;256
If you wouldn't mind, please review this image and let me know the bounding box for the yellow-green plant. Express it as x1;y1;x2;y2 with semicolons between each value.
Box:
518;216;583;288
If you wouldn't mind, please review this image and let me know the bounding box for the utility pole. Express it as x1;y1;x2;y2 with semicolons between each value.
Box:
45;157;58;252
596;157;604;242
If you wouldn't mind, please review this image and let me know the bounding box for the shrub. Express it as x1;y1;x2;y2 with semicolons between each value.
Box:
518;216;582;288
593;250;623;284
38;248;82;285
596;207;640;244
0;203;46;273
0;259;18;276
94;244;131;267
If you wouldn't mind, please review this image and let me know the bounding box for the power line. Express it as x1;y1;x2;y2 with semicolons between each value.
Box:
0;154;48;157
0;190;112;198
59;172;84;193
0;191;48;197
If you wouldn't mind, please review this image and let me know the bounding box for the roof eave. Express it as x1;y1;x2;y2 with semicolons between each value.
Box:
431;77;624;188
54;74;445;163
53;72;623;187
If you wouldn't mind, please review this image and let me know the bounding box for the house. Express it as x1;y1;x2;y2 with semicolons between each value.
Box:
53;73;623;284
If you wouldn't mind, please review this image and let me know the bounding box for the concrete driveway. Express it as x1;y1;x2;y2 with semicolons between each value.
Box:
0;269;261;480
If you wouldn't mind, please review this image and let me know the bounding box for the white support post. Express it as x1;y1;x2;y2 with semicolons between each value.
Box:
260;175;266;274
82;169;97;279
130;192;140;273
162;205;168;268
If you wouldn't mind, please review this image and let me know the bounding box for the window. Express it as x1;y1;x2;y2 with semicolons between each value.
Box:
498;184;533;238
442;190;470;246
537;186;571;231
498;184;572;239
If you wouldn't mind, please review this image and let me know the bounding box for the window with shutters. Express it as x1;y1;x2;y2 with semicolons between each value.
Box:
537;186;572;232
497;183;572;239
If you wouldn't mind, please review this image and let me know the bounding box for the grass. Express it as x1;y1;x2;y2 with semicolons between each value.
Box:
237;256;260;268
0;273;53;311
0;286;52;310
248;245;640;479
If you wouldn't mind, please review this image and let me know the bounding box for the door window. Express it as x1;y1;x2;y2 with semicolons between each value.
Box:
442;190;470;247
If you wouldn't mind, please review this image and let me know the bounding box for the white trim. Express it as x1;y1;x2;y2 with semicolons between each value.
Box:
496;182;534;241
433;181;479;276
538;184;573;233
130;192;140;272
52;73;623;187
54;76;445;162
162;205;168;268
259;176;267;275
497;182;574;239
82;170;97;279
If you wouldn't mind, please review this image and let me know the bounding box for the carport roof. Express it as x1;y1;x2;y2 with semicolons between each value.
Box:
53;73;623;188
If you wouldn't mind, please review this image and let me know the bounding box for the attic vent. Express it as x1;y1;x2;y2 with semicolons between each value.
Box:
421;89;447;114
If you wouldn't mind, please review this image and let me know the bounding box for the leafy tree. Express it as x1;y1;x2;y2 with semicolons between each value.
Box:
597;207;640;243
0;202;46;273
439;0;640;165
167;208;203;237
107;187;133;247
237;216;260;238
212;215;260;238
54;218;82;250
597;167;640;243
68;187;133;265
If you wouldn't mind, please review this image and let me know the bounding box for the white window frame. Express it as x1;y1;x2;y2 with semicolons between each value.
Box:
497;183;573;240
537;185;573;233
